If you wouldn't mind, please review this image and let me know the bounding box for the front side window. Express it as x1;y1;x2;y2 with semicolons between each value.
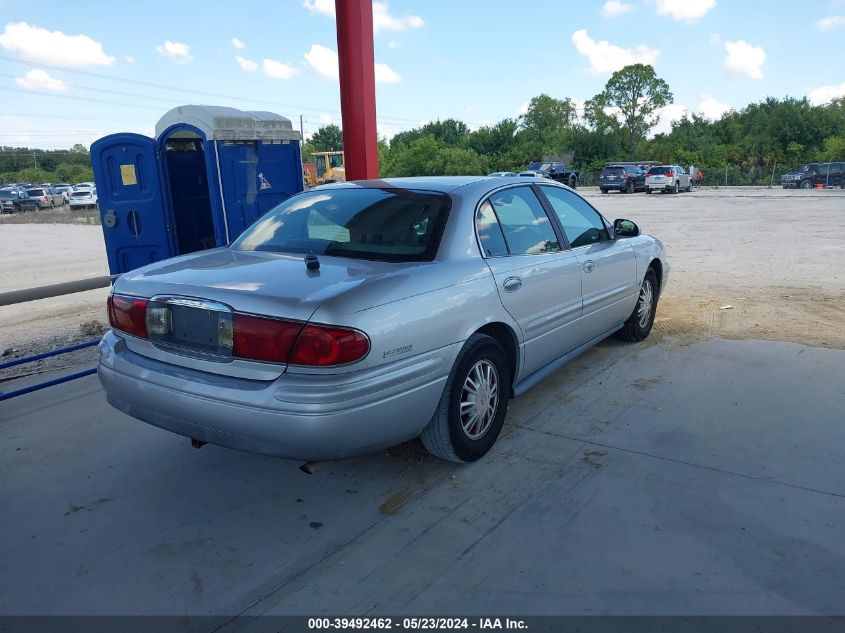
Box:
487;187;560;255
232;188;449;262
540;186;609;249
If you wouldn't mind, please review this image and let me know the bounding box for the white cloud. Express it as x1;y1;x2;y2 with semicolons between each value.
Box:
302;0;423;33
698;95;731;119
304;44;339;80
808;81;845;105
571;29;660;75
817;16;845;30
262;58;298;79
235;55;258;72
374;61;400;83
651;103;688;136
388;40;400;49
304;44;399;83
0;22;115;67
723;40;765;79
124;54;135;64
231;37;245;49
654;0;716;22
156;40;193;63
518;102;529;115
602;0;634;17
14;68;68;91
319;114;333;125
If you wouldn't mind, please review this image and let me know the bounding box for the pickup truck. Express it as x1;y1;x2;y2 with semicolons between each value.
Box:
523;161;579;188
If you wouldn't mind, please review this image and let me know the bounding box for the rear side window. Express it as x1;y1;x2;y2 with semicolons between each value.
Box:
232;188;450;262
540;186;609;248
487;187;560;255
476;201;508;257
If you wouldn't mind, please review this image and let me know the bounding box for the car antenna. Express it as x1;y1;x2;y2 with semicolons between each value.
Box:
304;254;320;271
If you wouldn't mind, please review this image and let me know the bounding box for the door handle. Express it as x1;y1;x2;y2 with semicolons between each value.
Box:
503;277;522;293
582;260;596;273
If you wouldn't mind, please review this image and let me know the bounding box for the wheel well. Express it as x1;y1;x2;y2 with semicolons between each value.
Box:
476;322;518;397
648;258;663;295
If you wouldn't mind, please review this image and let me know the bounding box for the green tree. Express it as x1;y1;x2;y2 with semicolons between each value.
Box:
310;124;344;151
518;94;577;158
590;63;673;157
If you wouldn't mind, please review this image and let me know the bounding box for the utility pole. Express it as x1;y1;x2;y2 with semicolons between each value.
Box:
299;114;304;141
32;152;38;169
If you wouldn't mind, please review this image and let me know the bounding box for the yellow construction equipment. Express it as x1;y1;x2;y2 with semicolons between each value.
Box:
304;151;346;187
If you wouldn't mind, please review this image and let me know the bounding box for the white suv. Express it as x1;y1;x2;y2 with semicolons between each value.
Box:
645;165;692;194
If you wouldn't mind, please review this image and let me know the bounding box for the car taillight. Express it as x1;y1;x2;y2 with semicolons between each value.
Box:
232;314;304;363
44;195;48;201
107;294;148;338
622;171;629;178
289;324;370;366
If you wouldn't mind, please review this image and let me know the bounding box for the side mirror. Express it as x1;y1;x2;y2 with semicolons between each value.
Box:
614;218;639;238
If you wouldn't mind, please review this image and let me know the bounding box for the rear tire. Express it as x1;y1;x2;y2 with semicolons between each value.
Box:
673;181;679;194
420;334;510;463
686;180;692;192
645;187;652;194
626;180;634;194
617;269;658;342
600;188;608;194
568;175;577;189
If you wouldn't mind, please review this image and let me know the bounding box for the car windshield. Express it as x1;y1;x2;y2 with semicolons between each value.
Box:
647;167;673;176
799;164;818;172
527;162;552;171
232;188;450;262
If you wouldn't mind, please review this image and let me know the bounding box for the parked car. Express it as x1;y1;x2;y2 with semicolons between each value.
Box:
780;162;844;189
523;161;579;188
645;165;692;194
26;186;64;208
54;185;74;200
488;172;518;177
600;164;647;194
73;181;96;189
0;189;40;213
98;176;668;463
69;187;98;209
518;170;544;178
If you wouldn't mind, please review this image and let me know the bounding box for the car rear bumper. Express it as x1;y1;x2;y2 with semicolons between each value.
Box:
645;181;674;191
97;331;454;460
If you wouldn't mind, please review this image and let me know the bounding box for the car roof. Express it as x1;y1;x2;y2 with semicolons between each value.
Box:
318;176;489;193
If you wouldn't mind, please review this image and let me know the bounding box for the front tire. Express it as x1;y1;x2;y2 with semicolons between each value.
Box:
420;334;510;463
800;179;813;189
617;269;658;342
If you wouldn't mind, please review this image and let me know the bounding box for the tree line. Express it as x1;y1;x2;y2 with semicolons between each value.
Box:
5;64;844;187
305;64;845;185
0;144;94;185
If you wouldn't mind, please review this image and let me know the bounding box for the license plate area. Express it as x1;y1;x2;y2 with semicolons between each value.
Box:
147;296;233;361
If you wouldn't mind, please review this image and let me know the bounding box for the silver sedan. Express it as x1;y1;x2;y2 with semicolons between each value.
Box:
98;177;668;463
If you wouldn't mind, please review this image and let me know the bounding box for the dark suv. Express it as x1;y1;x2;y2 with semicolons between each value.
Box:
522;161;579;188
600;164;646;194
0;189;40;213
781;162;845;189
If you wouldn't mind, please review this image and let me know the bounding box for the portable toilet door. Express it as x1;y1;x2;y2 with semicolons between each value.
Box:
91;133;177;275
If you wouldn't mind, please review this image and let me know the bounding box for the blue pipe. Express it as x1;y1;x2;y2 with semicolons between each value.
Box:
0;340;100;370
0;367;98;402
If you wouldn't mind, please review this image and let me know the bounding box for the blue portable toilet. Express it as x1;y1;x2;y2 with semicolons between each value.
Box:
91;104;303;275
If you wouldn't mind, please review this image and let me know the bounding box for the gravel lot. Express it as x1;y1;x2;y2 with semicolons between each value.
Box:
1;187;843;370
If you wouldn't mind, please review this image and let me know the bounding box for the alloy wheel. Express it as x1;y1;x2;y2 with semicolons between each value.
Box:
459;360;499;440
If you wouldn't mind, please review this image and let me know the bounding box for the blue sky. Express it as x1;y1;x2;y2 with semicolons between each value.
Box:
1;0;844;150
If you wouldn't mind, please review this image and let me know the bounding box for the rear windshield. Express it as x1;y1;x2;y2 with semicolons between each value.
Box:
0;191;18;200
71;191;90;197
232;188;451;262
26;189;43;196
603;167;625;175
647;167;673;176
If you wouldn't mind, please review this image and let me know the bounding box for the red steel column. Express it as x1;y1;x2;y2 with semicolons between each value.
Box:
335;0;379;180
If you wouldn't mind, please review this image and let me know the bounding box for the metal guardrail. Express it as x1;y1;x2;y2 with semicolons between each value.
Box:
0;275;114;307
0;275;117;401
